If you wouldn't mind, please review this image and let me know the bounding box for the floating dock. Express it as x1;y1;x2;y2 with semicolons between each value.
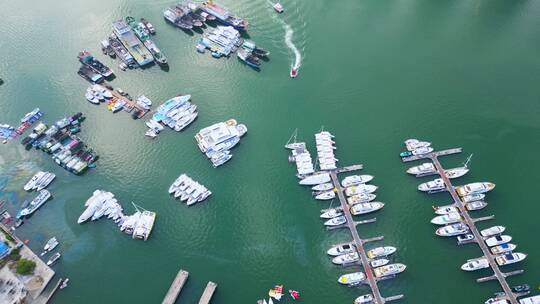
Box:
198;281;217;304
162;269;189;304
402;146;521;304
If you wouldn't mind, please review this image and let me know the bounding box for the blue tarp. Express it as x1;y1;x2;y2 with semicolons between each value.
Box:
0;241;9;258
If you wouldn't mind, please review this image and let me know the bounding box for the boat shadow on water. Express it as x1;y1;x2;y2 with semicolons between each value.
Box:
159;64;170;72
139;61;156;70
193;27;204;34
180;28;194;36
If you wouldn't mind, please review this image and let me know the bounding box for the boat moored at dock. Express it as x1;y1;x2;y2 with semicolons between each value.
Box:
373;263;406;278
431;212;463;225
350;202;384;215
481;226;506;237
485;235;512;247
338;272;365;286
17;189;51;218
78;51;114;77
435;222;470;237
461;257;489;271
327;243;355;256
455;182;496;196
201;0;248;31
112;19;154;66
495;252;527;266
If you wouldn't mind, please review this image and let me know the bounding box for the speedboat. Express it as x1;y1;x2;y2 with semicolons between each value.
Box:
327;243;355;256
406;163;435;175
299;173;330;185
290;67;298;78
350;202;384;215
485;235;512;247
418;178;446;192
435;222;469;237
23;171;45;191
145;129;158;138
461;193;485;203
312;183;334;191
347;193;376;205
495;252;527;266
466;201;488;211
40;237;59;256
457;234;475;243
367;246;396;259
338;272;365;285
273;2;284;13
35;172;56;191
461;257;489;271
354;294;374;304
456;182;496;196
431;212;462;225
47;252;61;266
370;258;389;268
341;175;374;187
433;204;458;215
404;139;431;151
511;284;530;293
60;278;69;289
320;208;343;219
480;226;505;237
324;216;346;226
491;243;517;255
345;184;377;196
315;190;335;200
332;252;359;265
373;263;406;278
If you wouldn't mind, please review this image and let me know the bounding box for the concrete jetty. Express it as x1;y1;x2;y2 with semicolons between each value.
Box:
198;281;217;304
162;270;189;304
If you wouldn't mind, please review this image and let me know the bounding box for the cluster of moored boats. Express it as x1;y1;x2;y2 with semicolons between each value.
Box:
40;237;62;267
78;190;156;241
195;119;247;167
145;95;198;138
236;41;270;70
403;139;535;304
20;113;97;174
168;174;212;205
165;1;247;32
77;51;114;84
86;85;151;119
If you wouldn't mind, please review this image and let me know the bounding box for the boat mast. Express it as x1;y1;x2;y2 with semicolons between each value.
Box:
463;154;473;168
285;128;298;146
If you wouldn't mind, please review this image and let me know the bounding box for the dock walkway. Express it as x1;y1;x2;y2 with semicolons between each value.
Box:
402;149;519;304
198;281;217;304
162;270;189;304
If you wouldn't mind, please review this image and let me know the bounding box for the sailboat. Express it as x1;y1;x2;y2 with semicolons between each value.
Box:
284;128;305;149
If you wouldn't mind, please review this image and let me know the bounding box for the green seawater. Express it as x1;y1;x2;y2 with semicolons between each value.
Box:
1;0;539;303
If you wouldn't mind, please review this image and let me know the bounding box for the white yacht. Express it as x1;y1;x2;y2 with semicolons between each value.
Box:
406;163;435;175
332;252;359;265
327;243;355;256
445;166;469;179
480;226;506;237
347;193;376;205
404;139;431;151
431;212;462;225
367;246;396;259
23;171;45;191
373;263;406;278
466;201;488;211
412;146;434;155
485;235;512;247
40;237;59;256
350;202;384;215
338;272;366;285
312;183;334;191
320;208;343;219
299;173;330;185
354;294;374;304
169;174;187;193
324;216;346;226
418;178;446;192
370;258;389;268
461;193;485;203
195;119;246;156
461;257;489;271
344;184;378;196
35;172;56;191
456;182;496;196
132;210;156;241
315;191;335;200
341;175;374;187
491;243;517;255
433;204;458;215
435;222;469;237
495;252;527;266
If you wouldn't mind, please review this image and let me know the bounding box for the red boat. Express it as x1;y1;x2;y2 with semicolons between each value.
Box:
290;67;298;78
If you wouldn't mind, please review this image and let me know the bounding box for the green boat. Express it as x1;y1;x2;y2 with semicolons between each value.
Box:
126;16;167;65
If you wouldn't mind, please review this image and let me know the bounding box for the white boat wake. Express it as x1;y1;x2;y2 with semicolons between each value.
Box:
282;21;302;72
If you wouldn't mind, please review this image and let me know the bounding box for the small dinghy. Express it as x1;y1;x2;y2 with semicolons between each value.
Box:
327;243;356;256
485;235;512;247
324;216;346;226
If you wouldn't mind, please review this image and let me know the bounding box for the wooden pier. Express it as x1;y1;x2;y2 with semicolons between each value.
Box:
198;281;217;304
403;147;520;304
162;270;189;304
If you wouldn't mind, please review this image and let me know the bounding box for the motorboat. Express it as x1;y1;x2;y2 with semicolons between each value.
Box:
456;182;496;196
404;139;431;151
273;2;284;13
511;284;530;293
36;172;56;191
299;173;330;185
461;257;489;271
485;235;512;247
47;252;61;266
433;204;458;215
491;243;517;255
517;295;540;304
435;222;469;237
320;208;343;219
332;252;359;265
338;272;365;285
341;175;374;187
350;202;384;215
457;234;475;244
324;216;346;226
347;193;376;205
312;183;334;191
17;190;52;218
495;252;527;266
145;129;158;138
461;193;485;203
431;212;462;225
315;190;335;200
345;184;378;196
290;67;298;78
480;226;506;237
60;278;69;289
412;146;434;155
327;243;355;256
466;201;488;211
40;237;59;256
370;258;389;268
23;171;45;191
366;246;396;259
354;294;374;304
406;163;435;175
445;166;469;179
418;178;446;192
485;298;510;304
373;263;406;278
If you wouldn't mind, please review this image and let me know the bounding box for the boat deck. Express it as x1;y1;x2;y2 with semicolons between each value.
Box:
162;269;189;304
198;281;217;304
402;147;521;304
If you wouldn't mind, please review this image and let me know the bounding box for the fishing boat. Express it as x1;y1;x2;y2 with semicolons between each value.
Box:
237;48;260;69
480;226;506;237
78;65;104;84
273;2;284;13
350;202;384;215
370;258;389;268
17;190;52;218
290;67;298;78
109;35;136;67
373;263;406;278
404;139;431;151
112;20;154;66
320;208;343;219
466;201;488;211
23;171;45;191
47;252;61;266
338;272;365;285
354;294;374;304
344;184;377;196
78;51;114;77
140;18;156;34
431;212;462;225
455;182;496;196
347;193;376;205
418;178;446;192
327;243;355;256
299;173;330;185
461;257;489;271
495;252;527;266
462;193;485;203
242;41;270;57
324;216;346;226
366;246;396;259
332;252;359;265
485;235;512;247
491;243;517;255
40;237;59;256
435;222;469;237
144;39;167;65
315;190;335;200
201;0;248;31
341;175;374;187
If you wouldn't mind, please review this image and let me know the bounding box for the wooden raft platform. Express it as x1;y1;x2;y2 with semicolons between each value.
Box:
162;270;189;304
198;281;217;304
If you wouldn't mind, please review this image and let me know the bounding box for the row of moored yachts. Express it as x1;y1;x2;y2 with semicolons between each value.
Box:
168;174;212;206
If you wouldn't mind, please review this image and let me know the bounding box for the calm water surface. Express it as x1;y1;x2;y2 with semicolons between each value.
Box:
0;0;539;303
